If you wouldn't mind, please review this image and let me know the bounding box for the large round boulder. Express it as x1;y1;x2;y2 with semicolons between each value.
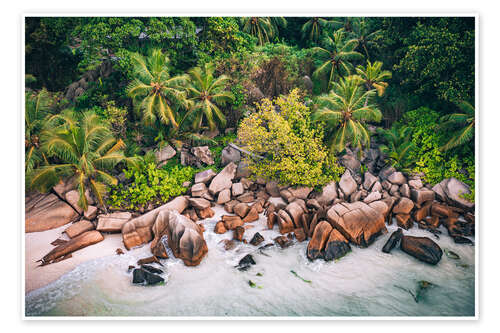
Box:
323;228;351;261
25;193;79;233
339;170;357;198
122;196;188;250
327;201;387;247
400;235;443;265
306;221;332;260
208;162;237;195
316;181;338;206
221;145;241;166
441;177;475;210
151;211;208;266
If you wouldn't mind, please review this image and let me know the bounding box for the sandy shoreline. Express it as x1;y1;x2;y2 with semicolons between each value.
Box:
25;223;124;294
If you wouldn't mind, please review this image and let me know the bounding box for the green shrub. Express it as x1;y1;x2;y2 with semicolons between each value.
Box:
237;89;343;187
108;162;197;211
230;83;247;110
197;17;255;62
399;107;475;201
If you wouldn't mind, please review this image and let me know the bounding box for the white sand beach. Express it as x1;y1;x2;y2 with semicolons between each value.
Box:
25;224;124;294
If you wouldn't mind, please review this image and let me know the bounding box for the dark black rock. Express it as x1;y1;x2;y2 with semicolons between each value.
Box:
323;240;351;261
141;265;164;275
236;254;256;271
453;236;474;245
382;228;404;253
400;236;443;265
132;268;164;285
143;270;165;285
250;232;265;246
132;268;146;284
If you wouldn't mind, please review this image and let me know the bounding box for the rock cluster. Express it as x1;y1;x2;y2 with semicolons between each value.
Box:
28;141;475;273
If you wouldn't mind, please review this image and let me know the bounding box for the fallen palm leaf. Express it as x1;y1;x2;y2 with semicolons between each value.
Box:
395;280;436;303
290;270;311;283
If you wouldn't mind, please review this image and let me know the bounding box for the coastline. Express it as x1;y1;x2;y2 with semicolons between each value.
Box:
25;224;124;294
25;206;475;316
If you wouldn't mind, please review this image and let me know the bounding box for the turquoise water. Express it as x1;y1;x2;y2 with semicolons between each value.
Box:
25;205;475;317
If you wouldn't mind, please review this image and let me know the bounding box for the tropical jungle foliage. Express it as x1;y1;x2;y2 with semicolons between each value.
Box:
313;76;382;153
25;16;476;211
28;110;137;211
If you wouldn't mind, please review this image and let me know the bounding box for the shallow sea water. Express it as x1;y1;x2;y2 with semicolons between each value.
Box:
25;201;475;317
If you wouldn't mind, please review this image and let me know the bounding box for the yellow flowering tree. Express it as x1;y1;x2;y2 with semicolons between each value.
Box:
237;89;344;187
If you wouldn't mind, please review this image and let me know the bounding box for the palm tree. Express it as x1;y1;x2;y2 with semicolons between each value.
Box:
313;76;382;153
377;125;417;172
312;29;364;89
349;18;382;60
127;49;188;128
355;61;392;106
440;101;475;151
25;89;51;176
331;17;355;33
301;17;332;44
185;62;234;131
240;17;275;45
269;17;287;37
29;110;137;212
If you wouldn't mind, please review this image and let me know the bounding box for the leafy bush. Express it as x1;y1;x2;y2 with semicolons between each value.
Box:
230;83;247;110
237;89;344;187
197;17;255;62
393;20;474;103
399;107;475;200
108;161;197;211
72;17;199;75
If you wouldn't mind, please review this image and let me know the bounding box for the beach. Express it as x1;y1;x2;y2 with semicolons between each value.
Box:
25;223;124;293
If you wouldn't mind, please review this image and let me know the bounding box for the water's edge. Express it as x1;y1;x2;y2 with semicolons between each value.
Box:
26;205;475;317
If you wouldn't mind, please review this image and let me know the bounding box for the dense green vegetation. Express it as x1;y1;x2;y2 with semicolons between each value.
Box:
108;155;198;211
25;16;475;211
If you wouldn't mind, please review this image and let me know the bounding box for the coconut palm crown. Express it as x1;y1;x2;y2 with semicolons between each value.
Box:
312;29;364;88
350;18;382;60
376;125;417;172
127;49;188;128
313;76;382;153
29;110;137;212
440;100;475;151
355;61;392;96
240;17;275;45
186;62;234;131
25;89;51;176
301;17;332;43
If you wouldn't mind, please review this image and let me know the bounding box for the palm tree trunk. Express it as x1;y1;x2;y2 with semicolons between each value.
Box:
364;83;371;107
363;43;370;61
